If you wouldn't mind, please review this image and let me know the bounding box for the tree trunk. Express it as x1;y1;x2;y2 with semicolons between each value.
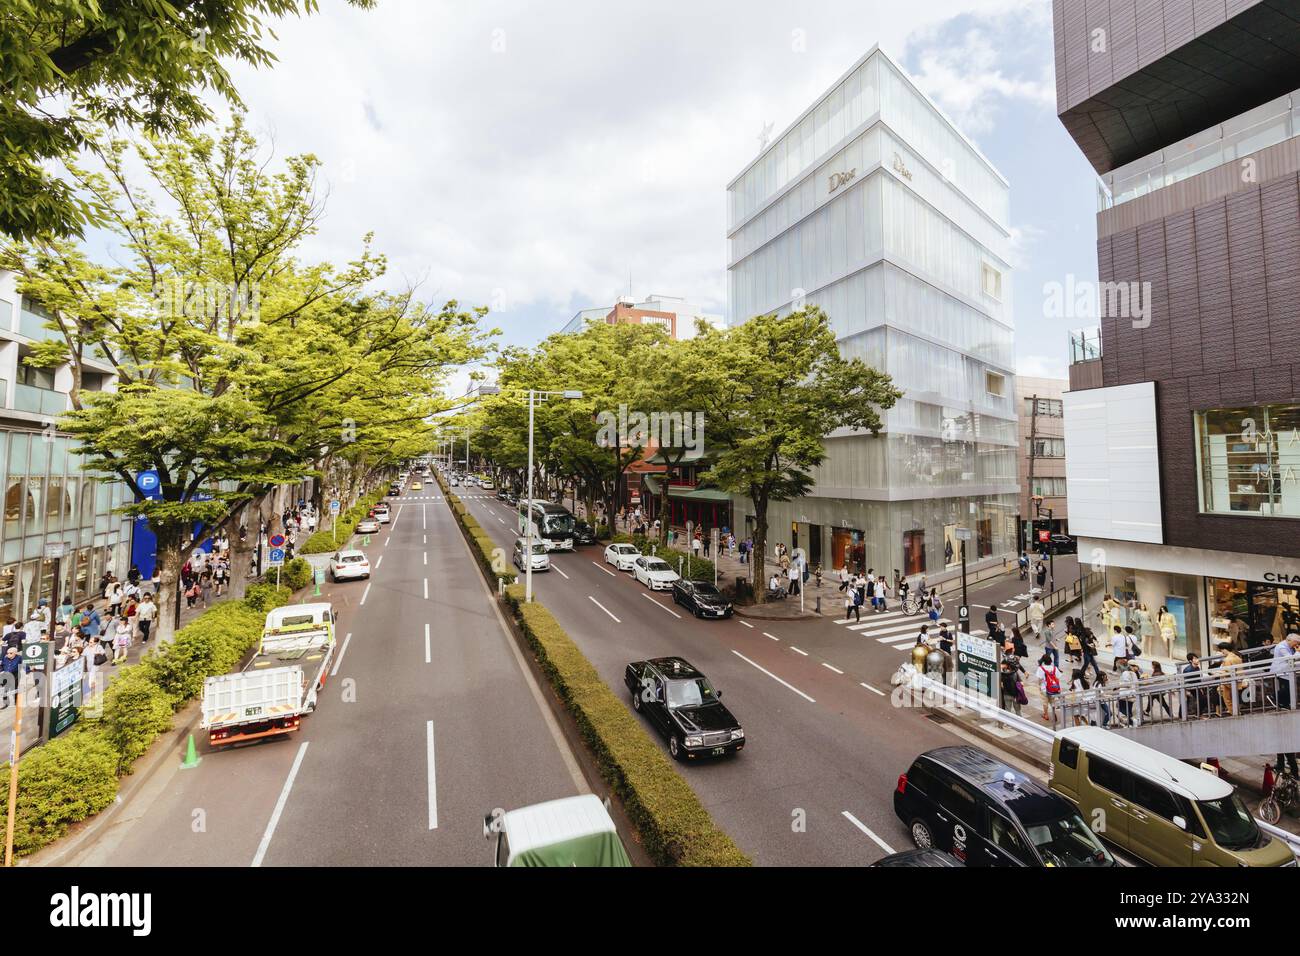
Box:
153;522;186;642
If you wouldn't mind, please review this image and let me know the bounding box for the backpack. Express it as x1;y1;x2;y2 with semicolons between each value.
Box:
1043;666;1061;695
853;590;863;607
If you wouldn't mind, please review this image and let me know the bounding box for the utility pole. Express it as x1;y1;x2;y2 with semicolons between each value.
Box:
1026;393;1039;554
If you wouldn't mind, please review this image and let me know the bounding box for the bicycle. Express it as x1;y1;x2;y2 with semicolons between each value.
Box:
901;594;923;616
1260;764;1299;824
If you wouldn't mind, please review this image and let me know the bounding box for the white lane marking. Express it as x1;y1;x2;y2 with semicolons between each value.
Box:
836;611;906;625
375;555;384;569
591;561;616;577
330;632;353;677
762;631;780;642
359;582;371;605
423;552;428;565
426;720;438;830
588;596;621;623
497;516;505;524
789;646;809;656
423;578;429;600
821;662;844;674
252;742;310;867
553;565;570;580
423;534;427;545
860;682;886;696
422;504;427;530
424;622;431;664
841;810;895;854
641;592;681;618
731;650;815;703
739;621;754;629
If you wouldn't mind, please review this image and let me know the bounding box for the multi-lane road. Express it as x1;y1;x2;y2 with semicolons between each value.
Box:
57;485;587;867
452;488;1023;865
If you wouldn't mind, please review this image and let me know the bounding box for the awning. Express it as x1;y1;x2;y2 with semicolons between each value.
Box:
642;474;731;502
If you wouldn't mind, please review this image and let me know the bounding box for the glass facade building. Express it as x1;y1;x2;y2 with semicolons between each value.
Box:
724;48;1018;577
0;270;135;623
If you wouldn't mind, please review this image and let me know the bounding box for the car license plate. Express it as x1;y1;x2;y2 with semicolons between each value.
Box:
711;746;727;756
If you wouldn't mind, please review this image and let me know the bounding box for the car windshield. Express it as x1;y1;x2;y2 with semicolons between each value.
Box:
694;583;722;597
1197;794;1259;850
665;677;718;709
644;560;670;572
341;555;365;564
530;543;547;554
616;545;636;554
1023;814;1113;867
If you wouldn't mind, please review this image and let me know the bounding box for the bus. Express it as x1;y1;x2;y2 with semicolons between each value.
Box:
518;500;575;552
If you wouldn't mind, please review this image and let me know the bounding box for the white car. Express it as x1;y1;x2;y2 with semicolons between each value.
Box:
480;478;495;490
356;517;381;534
513;537;550;572
373;504;391;524
329;549;370;581
604;543;641;572
633;556;680;591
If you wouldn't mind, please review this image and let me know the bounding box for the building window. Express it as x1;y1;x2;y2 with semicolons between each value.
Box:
985;371;1005;398
1026;438;1065;458
1024;397;1063;418
981;263;1002;300
1030;477;1067;497
1196;403;1300;518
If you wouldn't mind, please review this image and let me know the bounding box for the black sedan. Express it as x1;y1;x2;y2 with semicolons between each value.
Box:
671;579;733;618
1046;533;1077;555
572;520;598;546
624;657;744;761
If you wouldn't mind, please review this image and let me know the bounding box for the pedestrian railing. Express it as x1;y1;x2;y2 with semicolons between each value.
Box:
1014;570;1104;629
1055;655;1299;728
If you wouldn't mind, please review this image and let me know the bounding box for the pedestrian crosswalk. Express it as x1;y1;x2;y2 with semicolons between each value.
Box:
398;495;445;500
834;610;985;649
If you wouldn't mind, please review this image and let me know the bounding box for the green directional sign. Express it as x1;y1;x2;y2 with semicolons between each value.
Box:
956;633;999;699
48;655;85;738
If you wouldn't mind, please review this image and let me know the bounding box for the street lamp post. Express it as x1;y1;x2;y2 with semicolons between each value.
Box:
521;388;583;604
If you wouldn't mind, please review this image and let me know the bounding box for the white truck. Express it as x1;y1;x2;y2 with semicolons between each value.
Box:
201;603;337;748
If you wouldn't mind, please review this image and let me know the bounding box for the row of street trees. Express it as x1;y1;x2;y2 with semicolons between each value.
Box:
2;118;491;638
461;311;901;600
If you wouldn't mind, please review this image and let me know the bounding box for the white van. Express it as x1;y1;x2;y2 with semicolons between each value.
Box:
513;536;550;572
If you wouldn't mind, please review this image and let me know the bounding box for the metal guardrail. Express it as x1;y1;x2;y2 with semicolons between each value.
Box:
1014;570;1104;629
910;672;1300;855
1055;655;1298;728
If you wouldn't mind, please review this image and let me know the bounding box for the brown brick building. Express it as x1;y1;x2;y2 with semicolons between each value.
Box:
1056;0;1300;661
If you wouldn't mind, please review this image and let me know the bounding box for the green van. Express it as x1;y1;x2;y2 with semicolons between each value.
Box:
1049;727;1296;867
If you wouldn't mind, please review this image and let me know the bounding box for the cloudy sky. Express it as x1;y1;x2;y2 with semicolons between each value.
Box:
214;0;1100;384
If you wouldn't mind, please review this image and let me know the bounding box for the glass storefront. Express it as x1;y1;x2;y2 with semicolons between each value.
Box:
1207;578;1300;648
1103;566;1202;663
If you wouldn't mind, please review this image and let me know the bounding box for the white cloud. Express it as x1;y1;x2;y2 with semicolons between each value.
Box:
216;0;1053;331
1016;353;1068;381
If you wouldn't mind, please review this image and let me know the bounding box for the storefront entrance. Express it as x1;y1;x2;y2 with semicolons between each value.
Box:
1208;578;1300;648
831;527;865;573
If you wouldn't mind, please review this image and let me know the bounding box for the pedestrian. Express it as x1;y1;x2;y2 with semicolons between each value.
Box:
1110;625;1128;671
691;533;702;559
81;604;102;640
185;579;201;609
1018;551;1029;580
127;564;141;588
0;646;21;708
4;620;24;654
787;563;800;596
1035;562;1047;590
1042;618;1060;668
838;565;851;593
844;587;860;622
1010;625;1027;660
112;616;132;664
874;575;890;612
1093;671;1113;727
56;594;75;626
1000;642;1026;716
1036;653;1063;726
135;594;156;642
200;571;213;608
1069;668;1091;726
1117;662;1140;725
927;588;943;623
937;624;954;656
1080;626;1102;681
1183;653;1207;717
1027;596;1045;636
984;605;999;634
1064;620;1083;666
104;577;122;618
1143;660;1174;719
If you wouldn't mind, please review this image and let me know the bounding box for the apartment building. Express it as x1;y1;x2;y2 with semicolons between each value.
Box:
1017;376;1069;549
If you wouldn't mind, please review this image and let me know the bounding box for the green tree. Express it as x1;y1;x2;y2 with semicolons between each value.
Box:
688;308;901;602
0;0;375;240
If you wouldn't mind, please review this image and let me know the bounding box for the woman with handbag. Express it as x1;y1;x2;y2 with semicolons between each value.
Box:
1000;643;1026;716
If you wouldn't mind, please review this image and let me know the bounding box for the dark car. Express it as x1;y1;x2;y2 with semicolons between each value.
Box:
671;579;733;618
624;657;744;761
869;848;964;868
1047;534;1077;555
387;485;401;497
572;520;598;546
893;745;1115;868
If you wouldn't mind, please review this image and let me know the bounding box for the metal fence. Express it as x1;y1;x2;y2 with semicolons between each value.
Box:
1014;570;1104;629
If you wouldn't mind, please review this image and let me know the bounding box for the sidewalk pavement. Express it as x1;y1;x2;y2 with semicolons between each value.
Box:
0;581;240;753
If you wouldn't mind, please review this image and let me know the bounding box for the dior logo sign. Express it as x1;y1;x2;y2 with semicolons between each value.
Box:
892;152;913;181
828;168;856;193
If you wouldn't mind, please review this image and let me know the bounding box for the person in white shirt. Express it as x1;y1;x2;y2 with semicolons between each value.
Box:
135;594;157;642
1035;654;1063;726
1110;626;1128;670
787;563;800;596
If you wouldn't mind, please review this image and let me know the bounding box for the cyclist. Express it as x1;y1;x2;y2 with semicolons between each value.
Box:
1018;551;1029;580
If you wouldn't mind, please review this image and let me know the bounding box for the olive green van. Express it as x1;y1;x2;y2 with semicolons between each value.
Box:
1049;727;1296;867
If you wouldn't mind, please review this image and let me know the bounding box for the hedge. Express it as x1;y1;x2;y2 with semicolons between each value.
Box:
299;488;387;554
503;583;750;867
280;557;312;591
0;586;293;857
444;490;516;586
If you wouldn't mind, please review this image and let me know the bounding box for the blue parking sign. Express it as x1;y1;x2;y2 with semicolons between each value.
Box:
268;547;286;566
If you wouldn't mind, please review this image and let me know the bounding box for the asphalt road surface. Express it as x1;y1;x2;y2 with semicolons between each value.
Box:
453;490;1001;866
67;485;585;867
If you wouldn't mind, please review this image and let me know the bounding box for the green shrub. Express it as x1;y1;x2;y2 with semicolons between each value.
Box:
502;583;750;867
281;557;312;591
299;531;341;555
245;582;292;612
0;730;119;856
95;668;177;774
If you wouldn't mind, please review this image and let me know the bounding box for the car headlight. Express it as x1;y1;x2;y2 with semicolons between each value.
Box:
685;735;703;748
731;729;745;740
